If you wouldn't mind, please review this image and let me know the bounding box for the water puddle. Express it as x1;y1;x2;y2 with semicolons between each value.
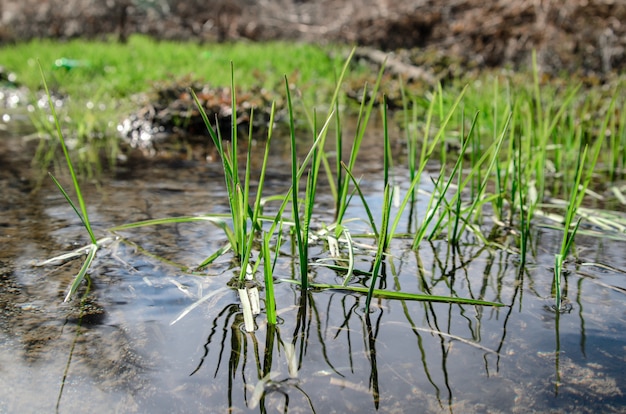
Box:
1;123;625;413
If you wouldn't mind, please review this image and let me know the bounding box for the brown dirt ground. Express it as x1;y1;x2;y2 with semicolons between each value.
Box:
1;0;624;76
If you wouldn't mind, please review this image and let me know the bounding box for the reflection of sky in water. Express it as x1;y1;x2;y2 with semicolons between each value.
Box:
1;131;625;413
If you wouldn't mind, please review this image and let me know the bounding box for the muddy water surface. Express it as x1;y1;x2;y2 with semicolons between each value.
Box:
1;121;626;413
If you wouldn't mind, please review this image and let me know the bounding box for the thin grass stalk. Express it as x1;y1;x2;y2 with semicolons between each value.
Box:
230;61;249;265
229;62;240;193
493;156;505;222
388;86;468;240
39;62;100;302
425;165;458;242
455;112;511;238
366;183;392;311
382;96;392;191
399;79;418;205
332;95;342;208
618;92;626;176
286;76;308;290
217;121;240;235
302;109;324;287
38;63;97;245
553;130;603;309
280;61;343;289
341;163;380;238
559;144;587;257
414;123;473;247
531;51;547;202
596;89;619;180
335;60;387;225
262;232;277;325
190;90;239;251
437;84;449;167
313;47;356;218
449;155;464;245
516;132;530;267
238;105;276;284
251;103;276;222
609;99;619;180
260;93;337;276
319;101;342;207
531;51;582;206
470;111;481;200
364;101;394;309
261;221;282;325
448;110;468;244
494;99;517;225
405;86;437;232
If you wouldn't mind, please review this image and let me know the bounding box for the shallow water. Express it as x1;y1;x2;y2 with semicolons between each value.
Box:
1;122;626;413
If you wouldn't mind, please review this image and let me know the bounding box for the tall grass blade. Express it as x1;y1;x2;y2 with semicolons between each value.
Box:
286;76;310;291
363;98;394;309
38;61;100;302
262;233;277;325
280;280;504;307
335;58;387;225
48;173;91;235
366;183;393;311
341;163;379;238
38;62;97;245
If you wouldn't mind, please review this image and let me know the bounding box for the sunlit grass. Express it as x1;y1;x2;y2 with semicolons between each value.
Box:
1;36;357;175
0;35;348;99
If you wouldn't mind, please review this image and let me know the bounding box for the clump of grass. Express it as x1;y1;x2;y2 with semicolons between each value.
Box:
551;101;608;310
552;143;593;311
49;47;626;330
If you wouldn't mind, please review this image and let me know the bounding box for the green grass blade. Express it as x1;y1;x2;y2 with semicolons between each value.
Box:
280;280;504;307
336;57;387;225
286;75;307;290
341;162;379;238
554;253;564;310
456;112;512;237
389;85;468;239
262;233;277;325
366;183;393;310
39;62;97;245
196;243;232;270
110;215;238;250
414;129;472;247
48;173;90;233
64;243;98;302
